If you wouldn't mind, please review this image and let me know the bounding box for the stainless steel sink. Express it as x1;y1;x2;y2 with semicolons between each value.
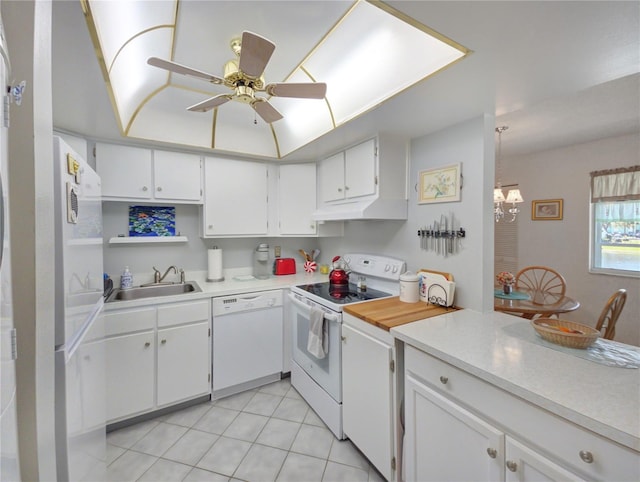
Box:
106;281;202;302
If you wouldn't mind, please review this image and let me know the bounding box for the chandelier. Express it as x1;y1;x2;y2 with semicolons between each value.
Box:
494;126;524;222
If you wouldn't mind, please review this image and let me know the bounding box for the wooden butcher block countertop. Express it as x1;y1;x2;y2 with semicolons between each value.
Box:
343;296;457;331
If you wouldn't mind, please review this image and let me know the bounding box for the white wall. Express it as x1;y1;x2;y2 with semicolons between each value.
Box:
319;115;496;312
102;202;327;283
505;133;640;346
3;1;57;479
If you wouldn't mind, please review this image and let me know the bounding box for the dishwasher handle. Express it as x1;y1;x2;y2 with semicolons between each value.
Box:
287;292;340;323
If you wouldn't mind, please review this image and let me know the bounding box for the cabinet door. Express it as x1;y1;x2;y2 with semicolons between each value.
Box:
96;143;152;199
105;332;154;422
157;321;210;407
203;157;268;235
344;138;376;199
404;373;504;482
319;152;345;202
278;163;317;235
505;437;586;482
153;150;202;201
342;323;394;481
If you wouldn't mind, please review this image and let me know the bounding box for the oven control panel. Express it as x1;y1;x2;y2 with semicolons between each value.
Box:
342;253;406;281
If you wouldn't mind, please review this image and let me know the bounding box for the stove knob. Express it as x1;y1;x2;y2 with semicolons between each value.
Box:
392;265;398;273
385;264;391;272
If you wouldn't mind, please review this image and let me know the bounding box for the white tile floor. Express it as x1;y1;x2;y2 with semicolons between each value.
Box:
106;378;386;482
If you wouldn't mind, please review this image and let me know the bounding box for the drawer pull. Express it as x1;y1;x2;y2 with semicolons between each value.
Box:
506;461;518;472
144;342;151;348
142;186;148;192
439;376;448;385
486;448;497;459
161;339;167;344
579;450;594;464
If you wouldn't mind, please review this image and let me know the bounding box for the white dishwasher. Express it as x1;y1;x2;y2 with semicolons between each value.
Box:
212;290;283;399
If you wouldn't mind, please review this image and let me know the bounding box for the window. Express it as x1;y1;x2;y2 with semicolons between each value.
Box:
590;166;640;276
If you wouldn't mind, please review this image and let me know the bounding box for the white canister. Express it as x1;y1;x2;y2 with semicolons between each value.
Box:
399;272;420;303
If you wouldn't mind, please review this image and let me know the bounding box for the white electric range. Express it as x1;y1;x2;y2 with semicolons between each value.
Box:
288;253;406;439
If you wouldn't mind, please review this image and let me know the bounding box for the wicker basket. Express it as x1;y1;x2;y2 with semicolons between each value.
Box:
532;318;600;349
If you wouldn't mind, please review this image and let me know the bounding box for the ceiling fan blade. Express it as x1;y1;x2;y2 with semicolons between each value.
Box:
252;100;283;124
147;57;224;85
238;31;275;79
187;94;232;112
265;82;327;99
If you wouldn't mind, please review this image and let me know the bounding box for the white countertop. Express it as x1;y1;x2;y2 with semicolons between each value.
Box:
104;269;327;310
391;309;640;452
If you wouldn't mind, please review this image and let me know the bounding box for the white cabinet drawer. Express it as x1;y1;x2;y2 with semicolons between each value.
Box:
405;345;639;481
157;299;210;328
104;307;155;336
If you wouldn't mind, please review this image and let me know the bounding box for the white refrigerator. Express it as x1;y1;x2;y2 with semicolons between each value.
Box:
53;136;106;481
0;12;19;481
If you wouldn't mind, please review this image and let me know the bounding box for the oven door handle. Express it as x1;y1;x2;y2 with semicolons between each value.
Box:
287;293;340;323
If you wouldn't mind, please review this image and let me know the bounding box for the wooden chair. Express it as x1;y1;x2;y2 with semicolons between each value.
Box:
515;266;567;317
595;289;627;340
515;266;567;297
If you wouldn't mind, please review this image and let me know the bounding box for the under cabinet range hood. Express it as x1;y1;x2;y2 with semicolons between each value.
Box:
312;198;408;221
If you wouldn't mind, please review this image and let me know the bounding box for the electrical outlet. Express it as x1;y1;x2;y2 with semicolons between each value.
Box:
274;246;281;258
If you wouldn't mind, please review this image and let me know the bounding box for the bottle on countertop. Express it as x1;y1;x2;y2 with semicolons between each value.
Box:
120;266;133;290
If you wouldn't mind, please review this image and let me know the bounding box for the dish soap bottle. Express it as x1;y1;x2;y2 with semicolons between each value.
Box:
120;266;133;290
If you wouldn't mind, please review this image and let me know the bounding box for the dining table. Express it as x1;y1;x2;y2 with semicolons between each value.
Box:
494;287;580;319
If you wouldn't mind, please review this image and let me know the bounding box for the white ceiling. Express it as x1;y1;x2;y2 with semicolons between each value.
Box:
51;1;640;161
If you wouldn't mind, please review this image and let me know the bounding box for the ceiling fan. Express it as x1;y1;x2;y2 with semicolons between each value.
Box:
147;31;327;124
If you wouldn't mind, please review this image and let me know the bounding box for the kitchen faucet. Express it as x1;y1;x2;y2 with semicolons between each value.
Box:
153;265;178;284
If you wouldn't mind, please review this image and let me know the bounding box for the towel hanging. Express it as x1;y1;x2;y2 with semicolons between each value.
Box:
307;307;328;359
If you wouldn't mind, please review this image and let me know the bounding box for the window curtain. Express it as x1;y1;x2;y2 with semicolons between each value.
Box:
590;165;640;202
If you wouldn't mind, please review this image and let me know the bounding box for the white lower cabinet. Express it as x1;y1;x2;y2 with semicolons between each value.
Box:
342;313;399;481
105;299;211;424
106;331;155;422
403;345;637;482
157;321;210;407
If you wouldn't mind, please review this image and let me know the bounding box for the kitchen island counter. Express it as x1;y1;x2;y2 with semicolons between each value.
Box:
391;309;640;453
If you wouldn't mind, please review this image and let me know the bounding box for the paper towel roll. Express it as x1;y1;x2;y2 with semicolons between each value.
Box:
207;247;224;282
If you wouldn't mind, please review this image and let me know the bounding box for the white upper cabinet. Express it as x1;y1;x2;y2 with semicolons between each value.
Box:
202;156;269;237
96;143;202;203
277;163;317;236
319;138;377;203
344;138;377;199
315;135;407;220
153;150;202;201
96;143;152;200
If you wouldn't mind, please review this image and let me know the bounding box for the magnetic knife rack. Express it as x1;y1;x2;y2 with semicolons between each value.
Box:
417;226;466;256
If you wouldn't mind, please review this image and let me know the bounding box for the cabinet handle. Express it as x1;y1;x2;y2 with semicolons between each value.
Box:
486;448;497;459
345;185;350;190
161;339;167;344
506;461;518;472
439;375;448;385
579;450;594;464
144;342;151;347
142;186;148;191
341;336;346;342
337;188;343;192
157;186;163;192
208;224;213;229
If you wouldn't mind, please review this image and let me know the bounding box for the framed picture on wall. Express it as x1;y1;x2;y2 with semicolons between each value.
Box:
418;163;461;204
531;199;563;220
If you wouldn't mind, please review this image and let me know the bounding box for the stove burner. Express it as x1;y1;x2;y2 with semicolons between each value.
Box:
295;282;391;305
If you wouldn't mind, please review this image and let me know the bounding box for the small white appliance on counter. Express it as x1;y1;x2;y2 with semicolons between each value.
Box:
288;253;406;439
53;136;106;480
